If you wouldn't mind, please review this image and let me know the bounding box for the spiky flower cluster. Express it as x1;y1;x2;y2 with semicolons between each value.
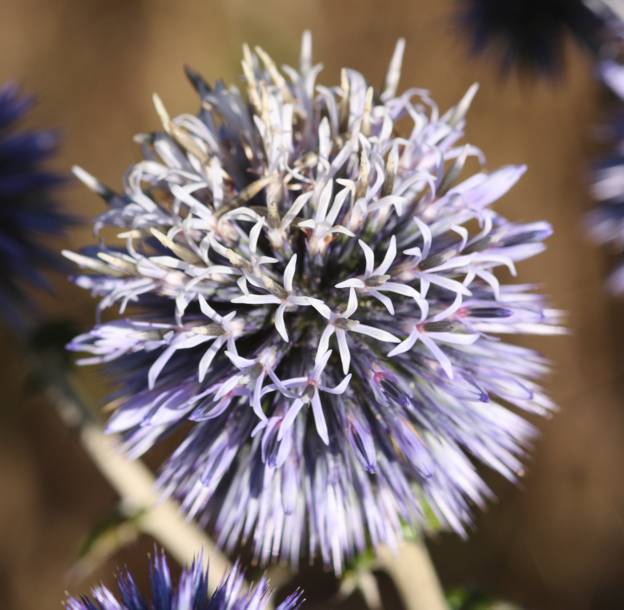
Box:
67;34;561;572
457;0;605;76
65;552;302;610
0;82;68;322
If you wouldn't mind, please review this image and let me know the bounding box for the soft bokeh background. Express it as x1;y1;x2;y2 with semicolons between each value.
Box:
1;1;623;609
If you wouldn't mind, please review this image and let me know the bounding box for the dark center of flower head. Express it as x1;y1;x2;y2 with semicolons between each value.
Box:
66;33;562;573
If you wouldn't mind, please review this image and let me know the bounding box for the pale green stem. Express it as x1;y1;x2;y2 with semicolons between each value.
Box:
377;538;448;610
47;378;234;594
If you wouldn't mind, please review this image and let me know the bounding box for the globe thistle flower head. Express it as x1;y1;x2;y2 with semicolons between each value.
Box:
65;551;303;610
67;34;562;572
457;0;605;76
0;82;69;322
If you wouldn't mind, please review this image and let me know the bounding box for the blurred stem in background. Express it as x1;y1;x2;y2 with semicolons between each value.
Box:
339;540;448;610
379;541;448;610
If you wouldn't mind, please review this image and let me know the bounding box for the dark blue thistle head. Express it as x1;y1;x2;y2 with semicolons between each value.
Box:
457;0;605;76
0;82;70;323
65;552;303;610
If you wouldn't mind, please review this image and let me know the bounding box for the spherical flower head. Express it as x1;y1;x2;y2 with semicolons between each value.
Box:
457;0;605;76
65;551;302;610
0;82;69;323
67;34;562;572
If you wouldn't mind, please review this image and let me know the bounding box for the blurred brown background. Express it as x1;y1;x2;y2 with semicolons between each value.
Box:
0;1;622;609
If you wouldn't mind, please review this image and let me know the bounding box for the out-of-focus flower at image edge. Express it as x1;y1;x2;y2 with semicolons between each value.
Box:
586;17;624;291
0;82;70;325
456;0;606;76
65;550;303;610
66;33;563;573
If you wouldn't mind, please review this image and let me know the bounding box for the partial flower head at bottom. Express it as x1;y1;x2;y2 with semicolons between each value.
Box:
65;551;302;610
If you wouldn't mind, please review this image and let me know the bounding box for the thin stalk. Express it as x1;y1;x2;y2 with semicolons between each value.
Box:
377;538;448;610
42;360;234;594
